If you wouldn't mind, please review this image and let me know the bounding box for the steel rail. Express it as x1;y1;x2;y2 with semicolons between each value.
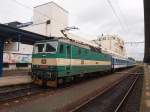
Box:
70;74;130;112
0;84;43;103
114;74;139;112
70;72;140;112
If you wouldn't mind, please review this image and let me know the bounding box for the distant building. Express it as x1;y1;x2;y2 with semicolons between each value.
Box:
92;34;127;58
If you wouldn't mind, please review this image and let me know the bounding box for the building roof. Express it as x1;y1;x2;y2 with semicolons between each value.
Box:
34;1;69;14
5;21;22;28
0;24;47;45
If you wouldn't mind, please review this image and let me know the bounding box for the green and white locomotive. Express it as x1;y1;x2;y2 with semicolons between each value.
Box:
32;37;112;87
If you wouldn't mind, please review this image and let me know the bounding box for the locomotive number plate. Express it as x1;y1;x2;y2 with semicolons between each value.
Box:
41;59;47;64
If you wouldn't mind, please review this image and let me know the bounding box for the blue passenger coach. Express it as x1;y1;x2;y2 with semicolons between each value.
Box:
112;56;135;70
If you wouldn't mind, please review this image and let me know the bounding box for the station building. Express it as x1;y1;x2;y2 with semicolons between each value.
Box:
3;2;69;70
3;2;128;71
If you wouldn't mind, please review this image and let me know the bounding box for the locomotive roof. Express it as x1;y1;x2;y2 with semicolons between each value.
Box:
36;37;100;51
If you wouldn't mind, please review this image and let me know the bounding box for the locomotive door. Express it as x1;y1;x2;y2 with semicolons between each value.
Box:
66;45;71;72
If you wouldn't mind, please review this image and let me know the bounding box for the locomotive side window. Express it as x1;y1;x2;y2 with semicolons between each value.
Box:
78;48;81;55
67;45;71;54
85;49;88;54
59;44;64;53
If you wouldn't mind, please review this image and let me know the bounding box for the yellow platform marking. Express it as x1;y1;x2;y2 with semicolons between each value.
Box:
145;100;150;107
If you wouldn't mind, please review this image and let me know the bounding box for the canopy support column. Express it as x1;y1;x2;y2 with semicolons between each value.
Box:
0;39;4;76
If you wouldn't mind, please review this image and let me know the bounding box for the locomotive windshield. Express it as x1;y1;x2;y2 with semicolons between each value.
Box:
33;42;58;54
34;44;45;53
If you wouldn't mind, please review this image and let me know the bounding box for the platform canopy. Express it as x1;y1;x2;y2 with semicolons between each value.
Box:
0;23;48;76
0;23;47;44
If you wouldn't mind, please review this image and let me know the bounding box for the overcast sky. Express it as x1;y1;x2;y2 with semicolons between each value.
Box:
0;0;144;60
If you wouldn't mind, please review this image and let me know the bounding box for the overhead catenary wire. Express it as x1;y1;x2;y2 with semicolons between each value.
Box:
125;41;144;45
115;0;130;32
10;0;51;20
106;0;127;33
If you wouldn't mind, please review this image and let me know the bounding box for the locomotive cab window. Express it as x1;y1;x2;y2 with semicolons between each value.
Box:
33;42;58;53
46;43;56;52
33;44;45;53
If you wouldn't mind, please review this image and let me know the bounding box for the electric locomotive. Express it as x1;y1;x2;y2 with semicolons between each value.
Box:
31;37;112;87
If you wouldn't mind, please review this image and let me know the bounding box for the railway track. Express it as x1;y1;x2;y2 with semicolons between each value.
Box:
0;67;143;110
114;74;139;112
71;67;143;112
0;84;44;103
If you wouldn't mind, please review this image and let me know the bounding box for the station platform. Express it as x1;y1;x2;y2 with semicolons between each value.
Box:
140;65;150;112
0;75;32;87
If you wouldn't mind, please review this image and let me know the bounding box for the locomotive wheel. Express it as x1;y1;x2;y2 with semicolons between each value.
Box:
33;79;43;86
47;80;58;88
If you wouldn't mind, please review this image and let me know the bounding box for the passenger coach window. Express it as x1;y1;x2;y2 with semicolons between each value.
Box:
59;44;64;53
